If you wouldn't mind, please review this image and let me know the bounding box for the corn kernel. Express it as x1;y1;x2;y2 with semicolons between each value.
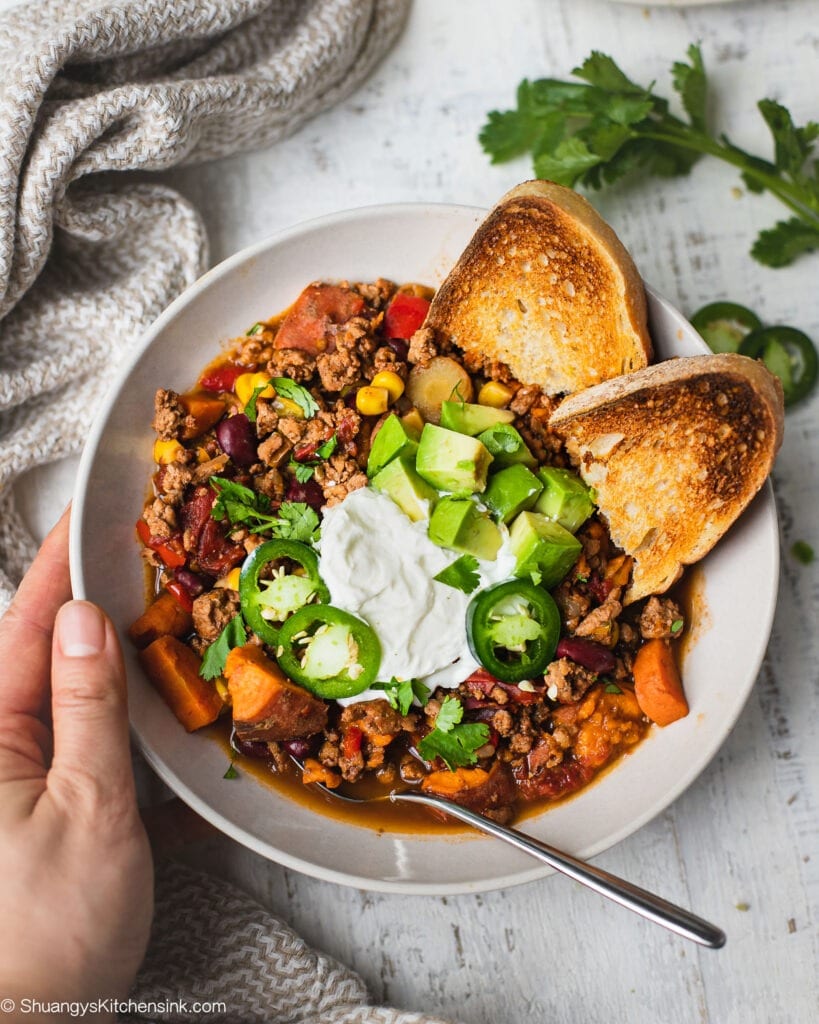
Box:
371;370;404;403
478;380;514;408
214;678;231;704
153;439;184;464
356;386;390;416
196;446;211;463
216;567;242;591
235;371;275;407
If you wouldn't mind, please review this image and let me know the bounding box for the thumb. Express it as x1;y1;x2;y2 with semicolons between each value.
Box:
50;601;136;805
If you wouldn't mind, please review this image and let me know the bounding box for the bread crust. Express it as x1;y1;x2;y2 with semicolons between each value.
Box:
425;180;652;394
549;354;784;603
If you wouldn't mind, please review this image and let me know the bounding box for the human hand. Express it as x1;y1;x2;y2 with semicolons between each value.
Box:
0;508;152;1018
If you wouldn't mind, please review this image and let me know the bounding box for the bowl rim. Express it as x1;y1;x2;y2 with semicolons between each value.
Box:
69;200;780;894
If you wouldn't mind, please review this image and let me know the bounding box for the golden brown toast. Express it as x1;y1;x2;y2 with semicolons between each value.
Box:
425;180;652;393
549;354;784;603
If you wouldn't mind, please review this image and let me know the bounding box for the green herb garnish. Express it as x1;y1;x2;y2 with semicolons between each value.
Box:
316;434;338;459
223;760;239;779
670;619;684;635
210;477;320;542
270;377;319;418
433;554;481;595
373;677;431;716
290;461;315;483
604;682;623;694
417;696;490;770
200;615;247;680
247;322;265;336
480;45;819;268
791;540;815;564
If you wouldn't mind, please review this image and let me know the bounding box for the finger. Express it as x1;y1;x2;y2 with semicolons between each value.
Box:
0;505;72;718
48;600;136;808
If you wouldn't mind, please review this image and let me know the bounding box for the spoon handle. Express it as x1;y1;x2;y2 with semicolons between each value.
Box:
393;791;725;949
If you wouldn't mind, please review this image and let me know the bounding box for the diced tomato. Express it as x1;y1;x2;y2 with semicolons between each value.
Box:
198;364;246;394
180;486;215;550
463;668;540;705
165;580;195;613
135;519;187;568
293;442;319;462
588;574;613;604
274;284;365;354
513;752;593;802
342;725;364;760
384;293;430;340
197;518;246;576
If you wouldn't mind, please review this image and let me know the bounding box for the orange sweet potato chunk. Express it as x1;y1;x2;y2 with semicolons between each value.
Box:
633;638;689;727
139;635;223;732
128;591;193;649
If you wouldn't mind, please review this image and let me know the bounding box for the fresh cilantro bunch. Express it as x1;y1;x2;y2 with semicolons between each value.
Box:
210;477;320;543
480;45;819;268
417;696;490;770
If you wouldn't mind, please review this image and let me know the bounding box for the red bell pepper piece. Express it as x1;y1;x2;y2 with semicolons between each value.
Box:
165;579;195;613
198;364;246;394
384;294;430;340
135;519;187;569
342;725;364;760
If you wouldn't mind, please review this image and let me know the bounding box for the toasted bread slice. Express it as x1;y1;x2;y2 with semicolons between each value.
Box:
549;354;784;603
425;180;652;394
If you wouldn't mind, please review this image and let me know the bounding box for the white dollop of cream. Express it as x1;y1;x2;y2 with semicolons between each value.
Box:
317;487;515;706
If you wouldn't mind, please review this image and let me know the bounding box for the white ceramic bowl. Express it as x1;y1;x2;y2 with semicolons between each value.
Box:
70;203;779;895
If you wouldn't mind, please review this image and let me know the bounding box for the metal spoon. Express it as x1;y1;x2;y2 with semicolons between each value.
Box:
296;761;725;948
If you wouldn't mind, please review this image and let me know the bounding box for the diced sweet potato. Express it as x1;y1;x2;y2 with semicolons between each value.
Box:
274;283;365;353
224;644;327;741
421;761;516;816
127;592;193;649
301;758;341;788
633;638;689;726
139;635;223;732
180;394;225;439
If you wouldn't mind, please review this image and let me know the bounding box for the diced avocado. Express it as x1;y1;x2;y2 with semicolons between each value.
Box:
401;408;425;438
366;414;419;478
371;456;438;522
477;423;536;469
483;465;543;524
429;497;502;561
415;424;493;494
301;623;356;680
534;467;595;534
440;400;516;436
509;511;582;588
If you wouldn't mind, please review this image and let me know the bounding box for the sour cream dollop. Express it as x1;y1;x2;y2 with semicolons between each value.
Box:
317;487;515;705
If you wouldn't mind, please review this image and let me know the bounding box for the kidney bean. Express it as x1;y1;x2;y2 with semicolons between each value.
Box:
173;567;209;598
588;574;613;604
285;477;324;511
216;413;257;468
231;732;270;759
386;338;409;361
556;637;616;675
282;738;314;760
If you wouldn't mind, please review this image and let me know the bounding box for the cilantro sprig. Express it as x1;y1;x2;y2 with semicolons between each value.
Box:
373;677;431;717
210;477;320;543
480;45;819;268
287;435;338;483
433;554;480;595
200;615;247;680
417;696;490;770
245;377;320;423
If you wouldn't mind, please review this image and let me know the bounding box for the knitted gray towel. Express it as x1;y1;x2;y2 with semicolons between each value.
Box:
0;0;410;612
120;861;456;1024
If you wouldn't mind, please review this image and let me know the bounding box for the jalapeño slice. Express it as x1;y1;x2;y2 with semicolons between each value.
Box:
691;302;762;354
276;605;382;699
466;580;561;683
739;325;818;406
239;539;329;647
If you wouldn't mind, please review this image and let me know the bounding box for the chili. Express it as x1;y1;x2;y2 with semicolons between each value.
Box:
739;325;818;406
690;302;762;354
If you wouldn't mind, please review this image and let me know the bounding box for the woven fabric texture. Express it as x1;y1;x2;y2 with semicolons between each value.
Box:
0;0;410;611
120;860;456;1024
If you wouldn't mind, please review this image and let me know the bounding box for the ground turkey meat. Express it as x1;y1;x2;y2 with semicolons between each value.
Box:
152;388;186;440
639;596;684;639
265;348;315;383
257;432;291;468
191;588;241;642
143;497;177;538
544;657;599;704
574;588;623;646
313;453;367;506
407;326;437;366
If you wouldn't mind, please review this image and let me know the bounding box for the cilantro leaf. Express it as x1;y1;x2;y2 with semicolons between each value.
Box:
275;502;321;543
223;761;239;779
373;677;431;716
604;682;622;694
200;615;247;680
210;478;320;542
417;697;490;769
247;322;264;336
316;434;338;459
290;460;315;483
244;382;269;423
269;378;319;418
751;218;819;268
479;45;819;269
433;695;463;732
433;555;481;594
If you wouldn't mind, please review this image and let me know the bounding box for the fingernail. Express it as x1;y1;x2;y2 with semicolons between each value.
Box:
57;601;106;658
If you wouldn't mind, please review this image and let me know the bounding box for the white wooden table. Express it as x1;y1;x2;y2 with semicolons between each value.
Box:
14;1;818;1020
